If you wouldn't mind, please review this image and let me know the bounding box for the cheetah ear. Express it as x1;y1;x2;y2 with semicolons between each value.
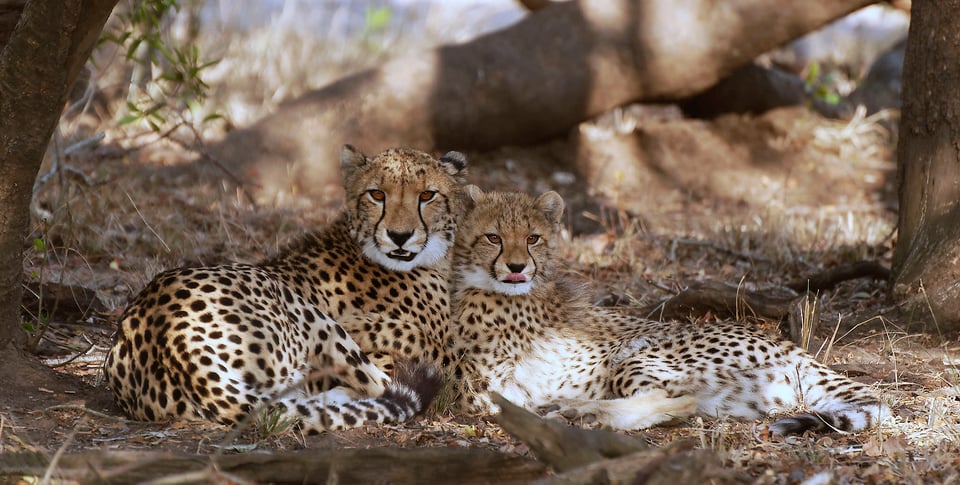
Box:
340;144;368;179
464;184;485;206
438;151;468;178
536;191;565;225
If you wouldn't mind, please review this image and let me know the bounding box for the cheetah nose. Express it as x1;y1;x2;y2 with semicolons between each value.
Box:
387;230;413;246
506;263;526;273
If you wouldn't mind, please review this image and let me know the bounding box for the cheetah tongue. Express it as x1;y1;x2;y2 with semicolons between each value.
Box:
504;273;527;283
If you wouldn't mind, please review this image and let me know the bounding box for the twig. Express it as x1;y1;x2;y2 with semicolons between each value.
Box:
62;66;97;120
64;132;106;156
41;341;101;368
645;279;676;293
44;405;140;423
32;130;100;193
33;165;96;191
125;190;171;253
41;427;76;485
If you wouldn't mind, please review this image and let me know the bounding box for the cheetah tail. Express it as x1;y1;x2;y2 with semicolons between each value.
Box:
284;361;443;434
385;359;444;415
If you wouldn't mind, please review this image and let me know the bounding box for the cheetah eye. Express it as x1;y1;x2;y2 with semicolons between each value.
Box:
368;190;386;202
485;234;501;244
419;190;437;202
526;235;541;245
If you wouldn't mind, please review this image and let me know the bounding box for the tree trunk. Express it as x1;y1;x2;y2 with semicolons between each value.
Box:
0;0;118;359
890;0;960;333
216;0;875;200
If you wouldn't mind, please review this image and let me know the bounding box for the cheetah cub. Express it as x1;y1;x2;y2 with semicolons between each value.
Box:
450;186;888;434
104;146;464;434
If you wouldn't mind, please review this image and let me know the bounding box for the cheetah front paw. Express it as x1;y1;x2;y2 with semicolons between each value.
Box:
540;404;603;429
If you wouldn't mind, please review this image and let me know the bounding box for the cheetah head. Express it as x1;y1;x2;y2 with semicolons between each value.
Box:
454;185;565;296
342;145;468;272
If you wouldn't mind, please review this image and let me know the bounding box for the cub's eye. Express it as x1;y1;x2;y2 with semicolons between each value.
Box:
526;235;541;245
485;234;501;244
368;190;386;201
419;190;437;202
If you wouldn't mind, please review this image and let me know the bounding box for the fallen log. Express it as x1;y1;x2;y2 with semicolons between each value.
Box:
643;261;890;322
0;447;547;484
215;0;876;199
643;280;799;322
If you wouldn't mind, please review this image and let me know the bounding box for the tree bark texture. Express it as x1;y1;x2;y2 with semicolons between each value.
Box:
0;448;547;484
216;0;875;200
890;0;960;332
0;0;117;353
0;0;26;47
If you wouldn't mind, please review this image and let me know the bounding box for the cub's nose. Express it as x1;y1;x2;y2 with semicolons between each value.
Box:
506;263;526;273
387;230;413;246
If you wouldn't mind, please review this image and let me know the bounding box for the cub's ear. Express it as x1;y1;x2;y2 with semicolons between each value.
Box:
340;144;368;179
439;151;468;178
464;184;485;206
535;191;565;225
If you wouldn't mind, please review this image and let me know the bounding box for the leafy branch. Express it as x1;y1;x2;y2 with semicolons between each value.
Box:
100;0;222;132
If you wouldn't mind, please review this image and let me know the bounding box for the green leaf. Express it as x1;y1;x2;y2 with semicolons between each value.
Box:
365;6;392;32
805;61;821;87
32;237;45;251
118;113;142;125
22;321;35;333
160;71;184;83
126;37;144;60
198;59;220;70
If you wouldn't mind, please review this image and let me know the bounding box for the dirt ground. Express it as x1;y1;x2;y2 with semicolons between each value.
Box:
4;104;960;483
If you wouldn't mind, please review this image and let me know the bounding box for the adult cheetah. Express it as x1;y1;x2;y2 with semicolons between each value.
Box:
264;145;466;370
104;146;466;433
450;186;889;434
